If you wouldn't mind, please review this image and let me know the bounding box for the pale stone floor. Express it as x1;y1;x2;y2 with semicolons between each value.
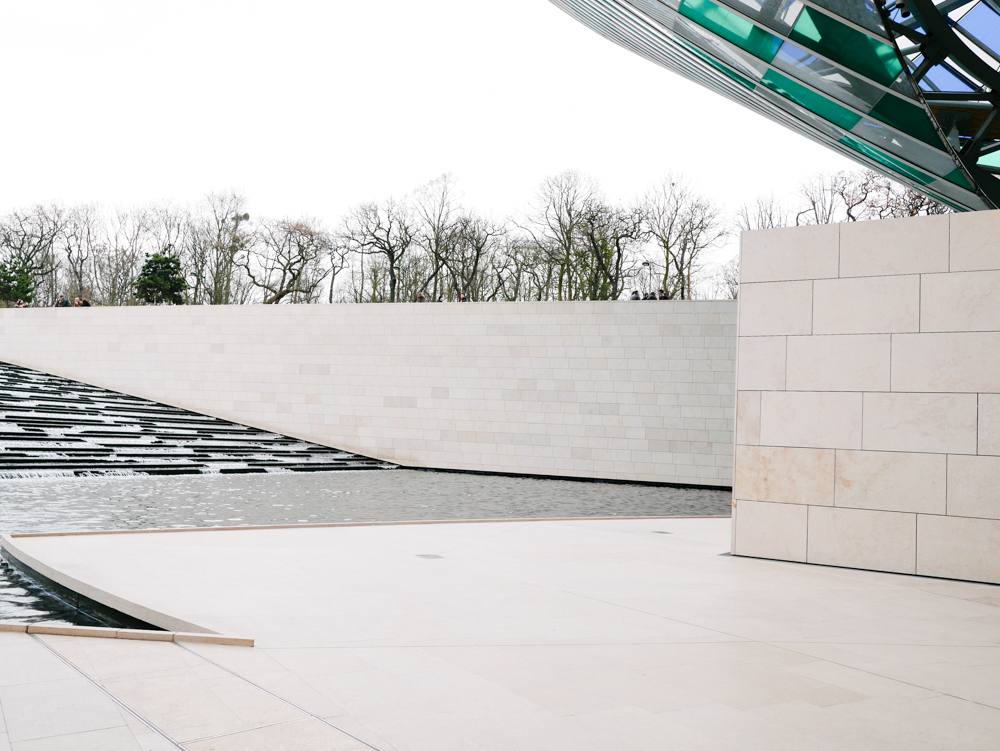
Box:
4;518;1000;750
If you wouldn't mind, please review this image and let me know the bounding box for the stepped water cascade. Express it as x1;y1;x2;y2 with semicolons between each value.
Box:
0;361;394;476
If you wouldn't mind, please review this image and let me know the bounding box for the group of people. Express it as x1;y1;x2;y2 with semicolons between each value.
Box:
415;293;468;302
630;290;669;300
54;295;91;308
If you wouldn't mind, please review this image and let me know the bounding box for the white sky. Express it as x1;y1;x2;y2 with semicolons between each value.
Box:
1;0;857;265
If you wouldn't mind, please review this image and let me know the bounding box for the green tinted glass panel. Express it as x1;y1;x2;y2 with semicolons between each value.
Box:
679;39;756;89
978;150;1000;169
839;134;935;185
790;7;902;87
679;0;783;62
869;94;943;147
943;167;975;190
758;69;861;131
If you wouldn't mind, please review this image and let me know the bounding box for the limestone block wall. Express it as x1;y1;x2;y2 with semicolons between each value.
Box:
732;211;1000;583
0;301;736;486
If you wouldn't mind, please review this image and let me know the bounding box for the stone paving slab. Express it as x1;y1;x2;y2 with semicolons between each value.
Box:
4;518;1000;750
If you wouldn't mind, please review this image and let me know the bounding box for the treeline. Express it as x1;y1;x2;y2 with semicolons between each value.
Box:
0;170;950;307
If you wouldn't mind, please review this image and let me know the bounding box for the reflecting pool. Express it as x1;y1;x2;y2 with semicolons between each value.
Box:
0;469;731;623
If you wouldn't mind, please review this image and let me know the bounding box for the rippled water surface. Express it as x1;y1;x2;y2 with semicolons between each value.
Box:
0;469;731;623
1;469;730;534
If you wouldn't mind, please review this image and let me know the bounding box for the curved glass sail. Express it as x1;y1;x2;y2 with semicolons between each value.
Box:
551;0;1000;210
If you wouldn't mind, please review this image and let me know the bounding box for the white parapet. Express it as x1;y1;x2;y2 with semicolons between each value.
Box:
0;300;736;487
733;210;1000;584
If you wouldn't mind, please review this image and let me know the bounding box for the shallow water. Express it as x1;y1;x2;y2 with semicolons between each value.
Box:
0;469;731;624
0;469;731;534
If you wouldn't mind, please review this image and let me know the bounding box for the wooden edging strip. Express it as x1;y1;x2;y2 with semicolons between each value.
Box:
0;621;252;646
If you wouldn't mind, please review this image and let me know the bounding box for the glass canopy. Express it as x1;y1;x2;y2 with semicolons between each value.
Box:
551;0;1000;210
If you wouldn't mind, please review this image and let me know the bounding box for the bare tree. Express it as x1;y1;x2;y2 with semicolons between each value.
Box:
576;198;647;300
91;207;154;306
527;171;596;300
835;170;950;220
486;232;552;301
454;214;507;300
243;218;331;304
153;204;191;271
829;170;880;222
326;235;352;303
413;174;459;300
340;199;414;302
735;194;789;232
0;205;67;305
709;256;740;300
62;205;101;300
796;174;841;225
793;170;951;225
183;192;253;305
645;178;726;299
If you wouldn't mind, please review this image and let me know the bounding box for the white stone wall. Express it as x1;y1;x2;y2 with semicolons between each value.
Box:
733;211;1000;583
0;301;736;486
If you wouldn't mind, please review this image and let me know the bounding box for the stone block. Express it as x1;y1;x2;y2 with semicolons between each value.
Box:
890;333;1000;393
734;444;835;505
917;514;1000;583
738;281;812;336
785;334;890;392
733;499;808;561
840;213;949;277
735;391;761;446
812;274;919;334
981;394;1000;456
740;223;840;283
736;336;785;391
760;391;862;449
946;454;1000;519
807;506;916;574
950;209;1000;272
862;392;978;454
920;270;1000;333
835;449;946;514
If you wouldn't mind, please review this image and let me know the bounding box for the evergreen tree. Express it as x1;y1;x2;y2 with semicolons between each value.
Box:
134;251;188;305
0;261;36;305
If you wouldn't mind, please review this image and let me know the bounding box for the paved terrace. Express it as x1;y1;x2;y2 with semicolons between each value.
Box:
1;517;998;750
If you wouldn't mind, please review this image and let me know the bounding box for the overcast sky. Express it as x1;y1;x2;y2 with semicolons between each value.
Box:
1;0;856;264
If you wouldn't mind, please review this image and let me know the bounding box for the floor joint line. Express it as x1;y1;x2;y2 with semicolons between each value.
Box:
173;641;387;751
184;717;310;744
30;634;187;751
